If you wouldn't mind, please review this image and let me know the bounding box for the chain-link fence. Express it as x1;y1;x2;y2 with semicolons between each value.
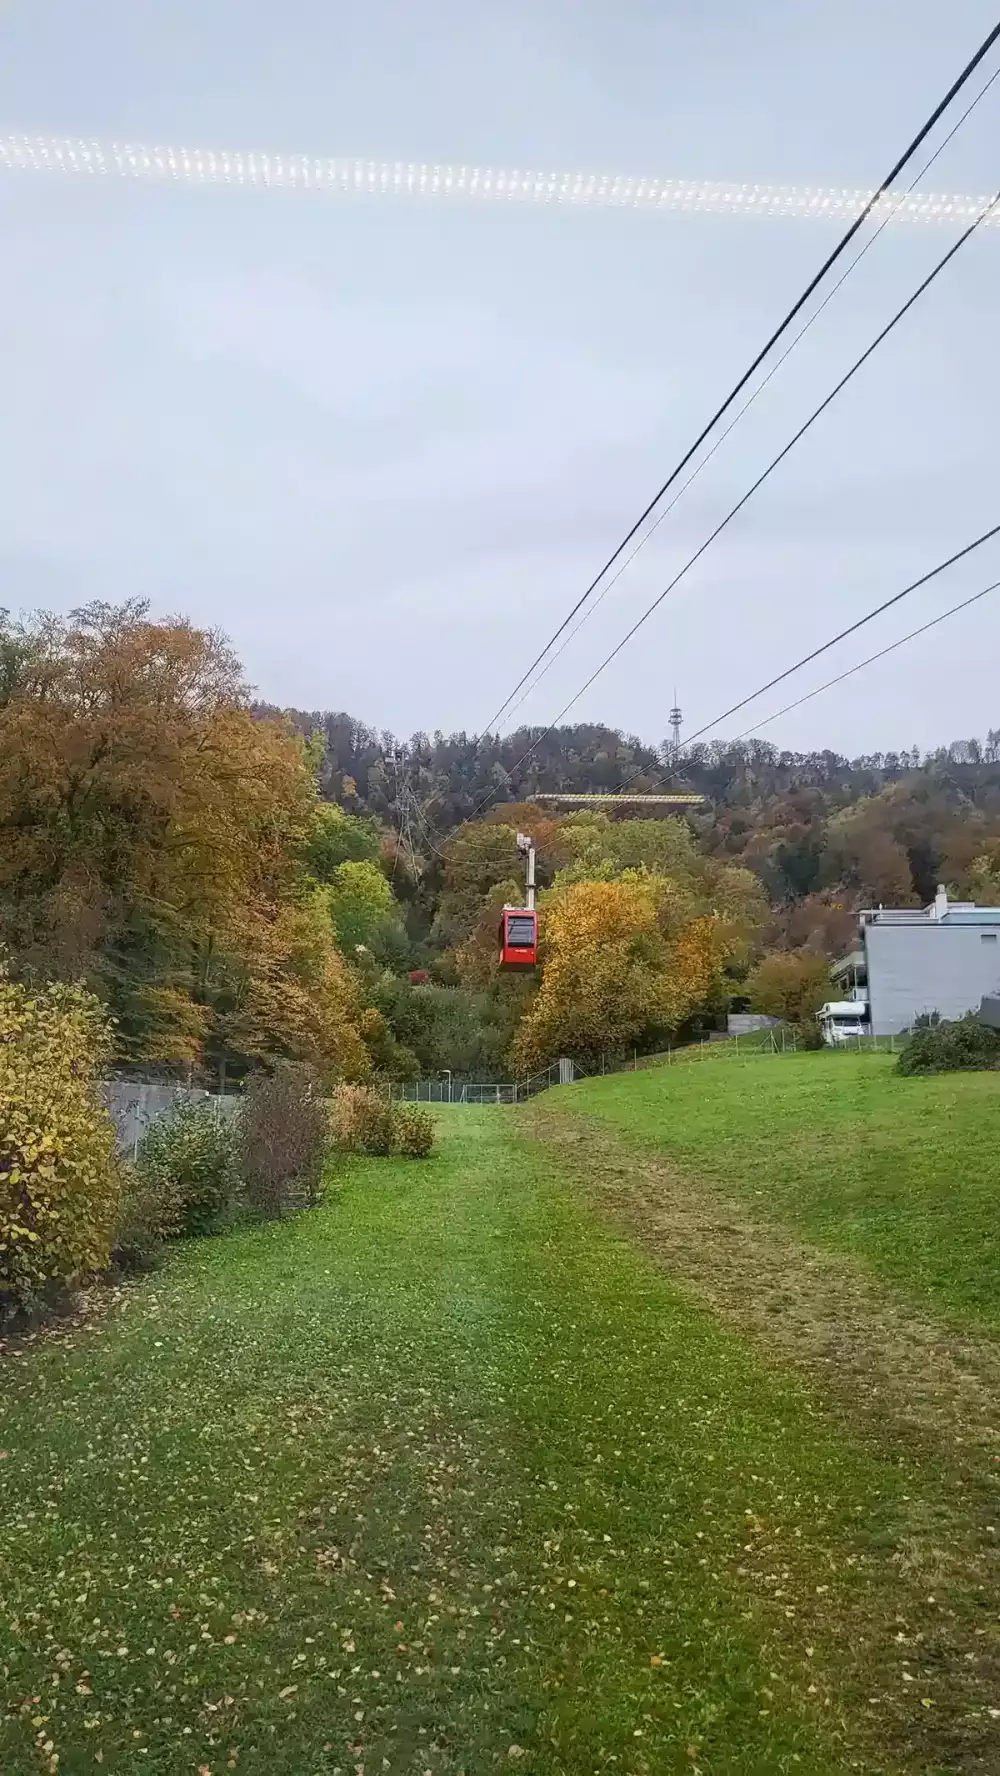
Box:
388;1061;567;1105
387;1029;903;1107
565;1027;902;1080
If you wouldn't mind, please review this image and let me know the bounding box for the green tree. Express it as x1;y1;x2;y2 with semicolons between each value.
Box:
561;814;702;881
327;860;408;963
372;974;512;1080
305;803;381;878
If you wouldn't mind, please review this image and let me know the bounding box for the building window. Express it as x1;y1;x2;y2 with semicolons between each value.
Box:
982;933;998;944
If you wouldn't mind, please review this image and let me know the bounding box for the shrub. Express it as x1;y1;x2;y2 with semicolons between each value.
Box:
239;1061;330;1218
330;1084;395;1156
330;1086;435;1159
392;1104;435;1157
112;1163;170;1274
135;1101;240;1239
0;979;121;1319
896;1013;1000;1076
798;1015;826;1051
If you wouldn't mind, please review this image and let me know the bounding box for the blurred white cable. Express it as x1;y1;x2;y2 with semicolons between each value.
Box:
0;134;997;226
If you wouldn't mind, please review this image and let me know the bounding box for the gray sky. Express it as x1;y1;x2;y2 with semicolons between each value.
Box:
0;1;998;757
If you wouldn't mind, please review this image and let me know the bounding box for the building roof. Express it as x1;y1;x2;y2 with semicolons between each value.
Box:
860;903;1000;927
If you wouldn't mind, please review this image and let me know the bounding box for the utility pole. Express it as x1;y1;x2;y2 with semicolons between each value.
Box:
517;832;536;909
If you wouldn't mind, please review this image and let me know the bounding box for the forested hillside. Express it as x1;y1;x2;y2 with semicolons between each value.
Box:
269;700;1000;936
0;601;996;1088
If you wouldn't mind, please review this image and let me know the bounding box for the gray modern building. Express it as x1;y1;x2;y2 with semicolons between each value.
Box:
832;886;1000;1036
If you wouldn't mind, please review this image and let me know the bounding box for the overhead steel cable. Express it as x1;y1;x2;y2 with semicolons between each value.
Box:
726;577;1000;746
493;61;1000;735
678;523;1000;750
603;522;1000;787
479;18;1000;737
469;183;1000;816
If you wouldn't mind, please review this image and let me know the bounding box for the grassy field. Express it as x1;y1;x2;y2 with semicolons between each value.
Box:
554;1052;1000;1331
4;1110;993;1775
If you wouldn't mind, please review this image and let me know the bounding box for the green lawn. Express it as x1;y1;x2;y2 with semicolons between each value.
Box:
2;1110;981;1775
555;1053;1000;1331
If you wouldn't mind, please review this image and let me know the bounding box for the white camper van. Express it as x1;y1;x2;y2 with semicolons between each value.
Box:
818;1000;870;1046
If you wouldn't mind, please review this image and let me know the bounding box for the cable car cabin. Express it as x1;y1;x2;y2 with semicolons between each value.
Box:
498;907;538;970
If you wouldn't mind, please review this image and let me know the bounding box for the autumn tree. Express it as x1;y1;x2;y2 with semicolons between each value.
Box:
486;804;574;875
969;843;1000;906
745;951;831;1026
433;823;522;948
511;873;734;1072
206;892;372;1082
781;892;860;960
0;601;374;1080
821;814;915;907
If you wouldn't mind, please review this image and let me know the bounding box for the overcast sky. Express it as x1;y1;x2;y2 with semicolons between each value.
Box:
0;0;997;757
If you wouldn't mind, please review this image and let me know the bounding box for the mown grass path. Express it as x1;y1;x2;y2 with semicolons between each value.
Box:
553;1053;1000;1330
1;1109;991;1775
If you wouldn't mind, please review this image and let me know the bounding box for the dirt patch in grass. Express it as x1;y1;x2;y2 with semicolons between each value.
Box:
525;1104;1000;1772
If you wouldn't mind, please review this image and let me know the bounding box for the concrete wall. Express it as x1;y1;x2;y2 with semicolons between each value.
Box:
865;922;1000;1034
102;1081;240;1154
727;1013;780;1035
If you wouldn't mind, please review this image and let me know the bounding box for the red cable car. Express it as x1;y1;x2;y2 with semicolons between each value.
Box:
498;907;538;970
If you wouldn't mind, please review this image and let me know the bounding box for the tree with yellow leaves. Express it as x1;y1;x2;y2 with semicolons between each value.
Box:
510;872;735;1072
0;977;120;1315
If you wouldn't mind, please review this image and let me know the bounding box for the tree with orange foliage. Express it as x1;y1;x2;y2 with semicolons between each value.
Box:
0;601;371;1080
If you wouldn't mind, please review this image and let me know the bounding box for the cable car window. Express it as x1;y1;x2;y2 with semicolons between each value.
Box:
506;916;536;947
